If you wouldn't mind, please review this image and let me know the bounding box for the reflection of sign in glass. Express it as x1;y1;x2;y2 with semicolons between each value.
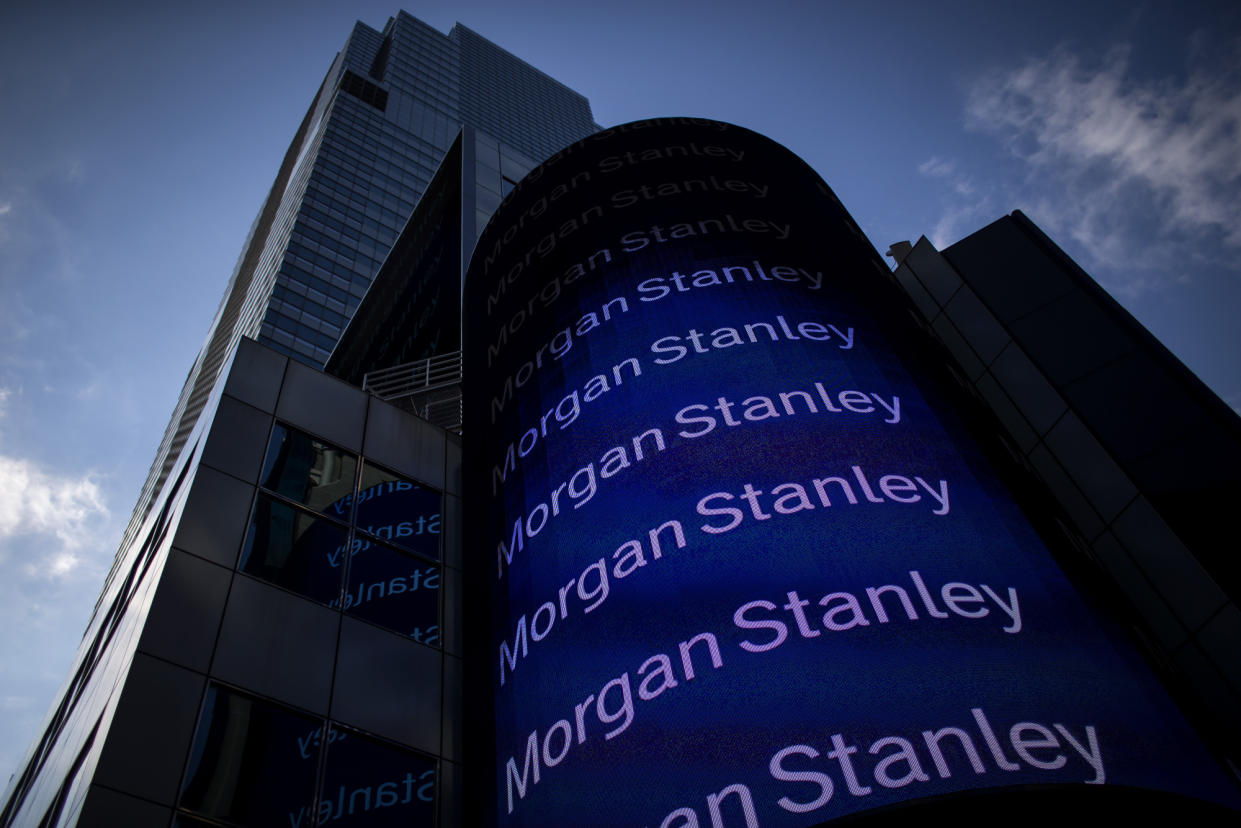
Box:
339;539;440;646
318;723;436;827
181;686;321;826
463;119;1241;825
295;723;347;760
248;431;445;642
182;686;439;828
345;463;443;560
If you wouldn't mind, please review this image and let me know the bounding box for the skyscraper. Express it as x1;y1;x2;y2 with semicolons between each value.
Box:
0;12;597;827
7;11;1239;828
117;11;597;577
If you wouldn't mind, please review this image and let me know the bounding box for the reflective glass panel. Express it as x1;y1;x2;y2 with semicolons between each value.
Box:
172;816;220;827
180;686;321;827
343;538;440;646
319;726;436;826
241;494;348;604
260;423;358;516
354;462;441;559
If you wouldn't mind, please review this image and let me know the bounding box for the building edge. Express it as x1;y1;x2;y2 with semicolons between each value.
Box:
888;212;1241;776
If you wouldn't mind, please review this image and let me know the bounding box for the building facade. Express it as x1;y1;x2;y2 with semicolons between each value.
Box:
888;216;1241;765
116;11;597;585
0;12;597;827
1;342;467;827
6;14;1241;828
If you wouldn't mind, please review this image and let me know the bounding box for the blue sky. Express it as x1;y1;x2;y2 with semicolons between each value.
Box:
1;0;1238;786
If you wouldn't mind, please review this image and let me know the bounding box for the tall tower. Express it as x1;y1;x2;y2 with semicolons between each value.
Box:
118;11;597;575
1;13;596;827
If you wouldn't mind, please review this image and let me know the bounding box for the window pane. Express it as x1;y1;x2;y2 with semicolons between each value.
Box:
319;726;436;826
180;686;321;827
354;463;441;559
172;816;221;827
241;494;347;604
344;538;440;646
260;423;358;516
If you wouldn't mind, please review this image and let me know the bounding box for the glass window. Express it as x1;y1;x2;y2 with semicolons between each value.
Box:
171;815;220;827
354;463;441;559
319;726;436;826
344;538;440;646
241;494;348;604
180;686;321;827
260;423;358;516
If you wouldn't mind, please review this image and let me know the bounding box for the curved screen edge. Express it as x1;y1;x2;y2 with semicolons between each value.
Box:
462;118;1241;827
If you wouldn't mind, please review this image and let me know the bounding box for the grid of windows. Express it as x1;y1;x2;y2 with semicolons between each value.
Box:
241;422;444;646
256;89;447;365
251;12;597;367
454;25;596;162
119;8;597;593
471;132;537;244
178;685;437;827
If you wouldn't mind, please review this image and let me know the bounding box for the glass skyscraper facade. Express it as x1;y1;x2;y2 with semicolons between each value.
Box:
116;11;597;590
0;12;596;827
256;14;595;368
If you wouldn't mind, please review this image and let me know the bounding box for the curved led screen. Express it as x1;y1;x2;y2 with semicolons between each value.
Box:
462;119;1239;826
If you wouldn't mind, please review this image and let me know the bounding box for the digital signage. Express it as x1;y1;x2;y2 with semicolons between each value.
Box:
461;118;1239;826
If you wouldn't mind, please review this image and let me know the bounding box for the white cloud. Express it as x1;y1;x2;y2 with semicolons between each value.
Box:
924;200;985;250
915;156;996;248
0;456;108;573
919;156;979;198
918;156;955;178
0;202;12;216
962;42;1241;284
0;388;109;577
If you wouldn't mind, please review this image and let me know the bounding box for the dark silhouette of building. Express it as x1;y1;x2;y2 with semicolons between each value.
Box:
889;213;1240;764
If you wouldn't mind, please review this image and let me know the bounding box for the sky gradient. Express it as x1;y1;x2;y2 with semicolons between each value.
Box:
1;0;1238;787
